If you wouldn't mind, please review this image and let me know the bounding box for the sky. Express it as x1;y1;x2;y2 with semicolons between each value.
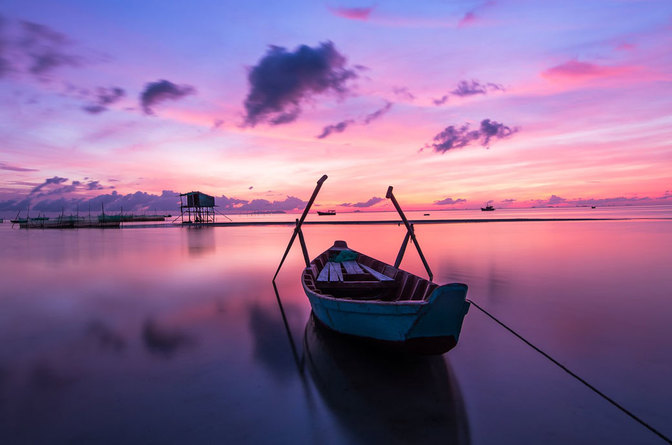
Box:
1;0;671;213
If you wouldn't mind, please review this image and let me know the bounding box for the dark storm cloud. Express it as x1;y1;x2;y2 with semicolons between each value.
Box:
425;119;518;153
340;197;383;208
243;41;357;126
0;161;38;172
140;79;196;115
83;86;125;114
30;176;68;194
317;119;354;139
363;101;393;124
434;197;466;205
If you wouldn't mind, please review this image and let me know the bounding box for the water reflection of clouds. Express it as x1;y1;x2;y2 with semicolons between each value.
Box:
86;320;127;353
142;318;196;358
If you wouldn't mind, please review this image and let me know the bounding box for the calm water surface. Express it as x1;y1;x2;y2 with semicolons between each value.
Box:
1;207;671;444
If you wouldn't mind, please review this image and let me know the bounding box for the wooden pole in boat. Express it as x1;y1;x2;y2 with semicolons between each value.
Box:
394;227;412;269
386;186;433;281
273;175;328;281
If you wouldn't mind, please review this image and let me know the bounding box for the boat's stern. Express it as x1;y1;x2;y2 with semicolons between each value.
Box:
406;283;470;350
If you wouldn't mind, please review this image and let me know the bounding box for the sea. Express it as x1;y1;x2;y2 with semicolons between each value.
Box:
1;206;671;444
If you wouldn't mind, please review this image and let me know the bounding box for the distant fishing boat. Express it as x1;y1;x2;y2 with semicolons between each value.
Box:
274;176;469;355
317;209;336;216
481;203;495;211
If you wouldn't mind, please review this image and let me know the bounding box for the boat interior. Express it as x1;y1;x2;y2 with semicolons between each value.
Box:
303;242;437;302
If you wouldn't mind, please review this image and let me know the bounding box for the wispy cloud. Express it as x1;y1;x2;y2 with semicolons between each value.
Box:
363;101;393;124
458;1;495;28
16;20;82;79
329;6;374;21
434;197;466;205
542;60;632;81
0;161;38;172
83;86;125;114
433;79;504;105
340;196;383;208
243;41;357;126
451;79;504;96
392;86;415;101
317;101;393;139
424;119;518;153
317;119;354;139
30;176;68;194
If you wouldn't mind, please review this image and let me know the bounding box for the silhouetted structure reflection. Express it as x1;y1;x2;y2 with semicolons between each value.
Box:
185;226;216;257
304;313;470;444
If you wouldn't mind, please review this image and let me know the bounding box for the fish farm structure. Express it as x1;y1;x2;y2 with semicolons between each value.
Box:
180;191;216;224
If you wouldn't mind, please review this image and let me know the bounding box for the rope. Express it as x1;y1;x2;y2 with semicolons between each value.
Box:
466;298;672;444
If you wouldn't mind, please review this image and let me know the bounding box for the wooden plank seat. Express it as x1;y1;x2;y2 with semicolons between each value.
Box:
316;261;396;290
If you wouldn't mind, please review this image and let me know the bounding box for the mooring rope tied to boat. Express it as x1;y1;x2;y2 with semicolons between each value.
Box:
466;298;672;444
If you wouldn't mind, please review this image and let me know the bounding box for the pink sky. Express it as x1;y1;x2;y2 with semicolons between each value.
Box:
1;1;671;212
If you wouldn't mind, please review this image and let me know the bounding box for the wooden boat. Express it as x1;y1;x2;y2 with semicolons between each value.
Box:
274;176;469;355
481;203;495;211
301;241;469;354
317;209;336;216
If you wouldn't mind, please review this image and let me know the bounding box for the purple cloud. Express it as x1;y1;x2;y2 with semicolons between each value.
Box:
425;119;518;153
433;95;449;106
317;119;355;139
18;20;81;78
340;196;384;208
86;180;103;190
317;102;392;139
83;86;125;114
236;196;307;212
243;41;357;126
363;101;393;124
434;197;466;205
30;176;68;194
0;161;38;172
393;86;415;101
451;80;504;97
140;79;196;115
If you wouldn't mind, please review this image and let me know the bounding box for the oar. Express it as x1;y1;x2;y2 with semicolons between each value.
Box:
273;175;328;281
386;186;433;281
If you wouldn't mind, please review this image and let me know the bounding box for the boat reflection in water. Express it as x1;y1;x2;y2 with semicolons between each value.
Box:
304;313;470;444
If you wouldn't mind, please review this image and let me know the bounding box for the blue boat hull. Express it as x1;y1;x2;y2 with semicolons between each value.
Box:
302;278;470;354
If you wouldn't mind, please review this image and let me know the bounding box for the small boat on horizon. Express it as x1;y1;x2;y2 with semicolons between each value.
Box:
481;203;495;211
317;209;336;216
